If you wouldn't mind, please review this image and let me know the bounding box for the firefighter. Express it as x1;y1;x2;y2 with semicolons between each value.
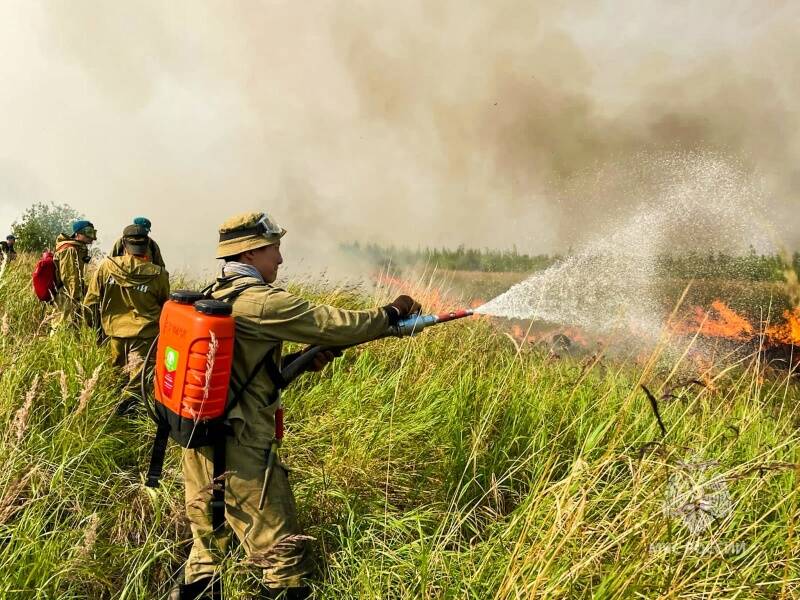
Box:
0;235;17;261
174;212;420;600
53;220;97;326
84;224;170;414
110;217;166;267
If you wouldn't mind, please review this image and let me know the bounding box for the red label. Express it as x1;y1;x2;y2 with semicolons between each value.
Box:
163;371;175;398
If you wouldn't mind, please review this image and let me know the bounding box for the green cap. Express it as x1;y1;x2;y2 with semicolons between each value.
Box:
216;212;286;259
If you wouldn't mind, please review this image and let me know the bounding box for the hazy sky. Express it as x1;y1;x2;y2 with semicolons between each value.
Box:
0;1;798;272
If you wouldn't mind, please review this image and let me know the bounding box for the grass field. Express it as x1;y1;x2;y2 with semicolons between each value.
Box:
0;255;799;599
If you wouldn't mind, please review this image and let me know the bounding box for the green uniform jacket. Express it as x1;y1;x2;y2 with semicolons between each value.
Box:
53;234;91;315
84;255;170;338
110;237;165;268
212;276;390;449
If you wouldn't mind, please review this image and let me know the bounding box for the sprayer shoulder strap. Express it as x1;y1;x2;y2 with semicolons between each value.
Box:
203;275;267;302
225;347;285;417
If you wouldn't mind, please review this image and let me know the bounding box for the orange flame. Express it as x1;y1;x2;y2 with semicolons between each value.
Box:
672;300;800;347
765;307;800;345
671;300;754;340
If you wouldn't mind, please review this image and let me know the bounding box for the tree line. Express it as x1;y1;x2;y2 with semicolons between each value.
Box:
342;242;800;281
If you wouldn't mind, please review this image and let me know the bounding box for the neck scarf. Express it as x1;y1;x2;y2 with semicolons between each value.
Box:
221;261;265;283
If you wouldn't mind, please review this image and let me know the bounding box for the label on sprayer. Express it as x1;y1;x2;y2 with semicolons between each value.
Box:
163;346;179;398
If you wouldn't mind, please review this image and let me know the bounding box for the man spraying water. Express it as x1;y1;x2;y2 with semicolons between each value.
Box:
171;211;431;600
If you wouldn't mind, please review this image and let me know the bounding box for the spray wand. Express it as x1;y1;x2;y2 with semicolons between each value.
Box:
280;308;474;384
257;308;474;509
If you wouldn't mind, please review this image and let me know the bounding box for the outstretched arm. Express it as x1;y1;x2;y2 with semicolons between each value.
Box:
254;287;390;347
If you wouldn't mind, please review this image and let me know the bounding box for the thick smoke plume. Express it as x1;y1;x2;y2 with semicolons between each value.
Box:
0;1;798;273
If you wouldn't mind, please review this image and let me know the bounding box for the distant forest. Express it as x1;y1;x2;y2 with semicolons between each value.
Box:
341;242;800;282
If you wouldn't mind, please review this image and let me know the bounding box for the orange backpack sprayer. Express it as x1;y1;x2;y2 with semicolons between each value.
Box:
152;291;235;447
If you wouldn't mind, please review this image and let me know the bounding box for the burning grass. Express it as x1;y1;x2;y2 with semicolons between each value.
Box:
0;255;798;598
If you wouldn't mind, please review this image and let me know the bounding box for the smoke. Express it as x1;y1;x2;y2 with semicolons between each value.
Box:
0;1;798;274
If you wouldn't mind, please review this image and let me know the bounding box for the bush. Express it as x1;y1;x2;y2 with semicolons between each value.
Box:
11;202;82;253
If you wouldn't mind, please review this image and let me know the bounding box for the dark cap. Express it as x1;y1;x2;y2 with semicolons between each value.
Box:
6;235;15;241
122;224;149;256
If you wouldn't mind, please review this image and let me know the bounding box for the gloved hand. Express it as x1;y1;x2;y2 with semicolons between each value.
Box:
384;295;422;324
306;347;343;372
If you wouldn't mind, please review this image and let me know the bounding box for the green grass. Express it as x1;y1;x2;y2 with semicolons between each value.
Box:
0;255;799;598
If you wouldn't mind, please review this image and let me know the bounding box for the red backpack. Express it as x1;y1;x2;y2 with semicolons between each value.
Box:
32;250;58;302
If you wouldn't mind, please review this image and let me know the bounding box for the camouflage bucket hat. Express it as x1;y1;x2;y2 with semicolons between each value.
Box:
216;211;286;259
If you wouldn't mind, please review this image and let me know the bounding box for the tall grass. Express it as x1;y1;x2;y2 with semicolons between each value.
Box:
0;255;798;598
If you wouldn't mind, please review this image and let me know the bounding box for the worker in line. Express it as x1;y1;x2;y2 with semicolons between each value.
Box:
172;211;420;600
111;217;166;267
84;224;170;414
1;235;17;261
53;220;97;327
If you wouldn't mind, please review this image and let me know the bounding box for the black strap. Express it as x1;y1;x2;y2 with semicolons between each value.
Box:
211;433;227;530
199;275;244;299
145;423;170;488
218;224;267;241
261;352;286;394
226;348;284;417
214;281;265;303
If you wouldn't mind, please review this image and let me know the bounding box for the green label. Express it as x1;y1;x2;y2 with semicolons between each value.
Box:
164;346;179;372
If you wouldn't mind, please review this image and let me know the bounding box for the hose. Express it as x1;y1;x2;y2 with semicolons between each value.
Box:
141;335;160;423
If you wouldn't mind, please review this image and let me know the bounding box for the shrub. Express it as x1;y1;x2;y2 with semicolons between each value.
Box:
11;202;82;253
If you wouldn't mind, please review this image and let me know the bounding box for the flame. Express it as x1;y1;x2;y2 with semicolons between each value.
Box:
671;300;754;340
672;300;800;347
765;307;800;345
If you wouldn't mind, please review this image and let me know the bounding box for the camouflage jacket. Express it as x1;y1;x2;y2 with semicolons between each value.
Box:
84;255;170;338
211;276;389;448
53;234;91;302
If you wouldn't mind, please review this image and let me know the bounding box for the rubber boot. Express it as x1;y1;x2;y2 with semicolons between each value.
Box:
261;586;311;600
168;577;223;600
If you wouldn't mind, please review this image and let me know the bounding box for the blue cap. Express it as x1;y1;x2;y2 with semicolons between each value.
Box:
133;217;151;231
72;220;94;235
